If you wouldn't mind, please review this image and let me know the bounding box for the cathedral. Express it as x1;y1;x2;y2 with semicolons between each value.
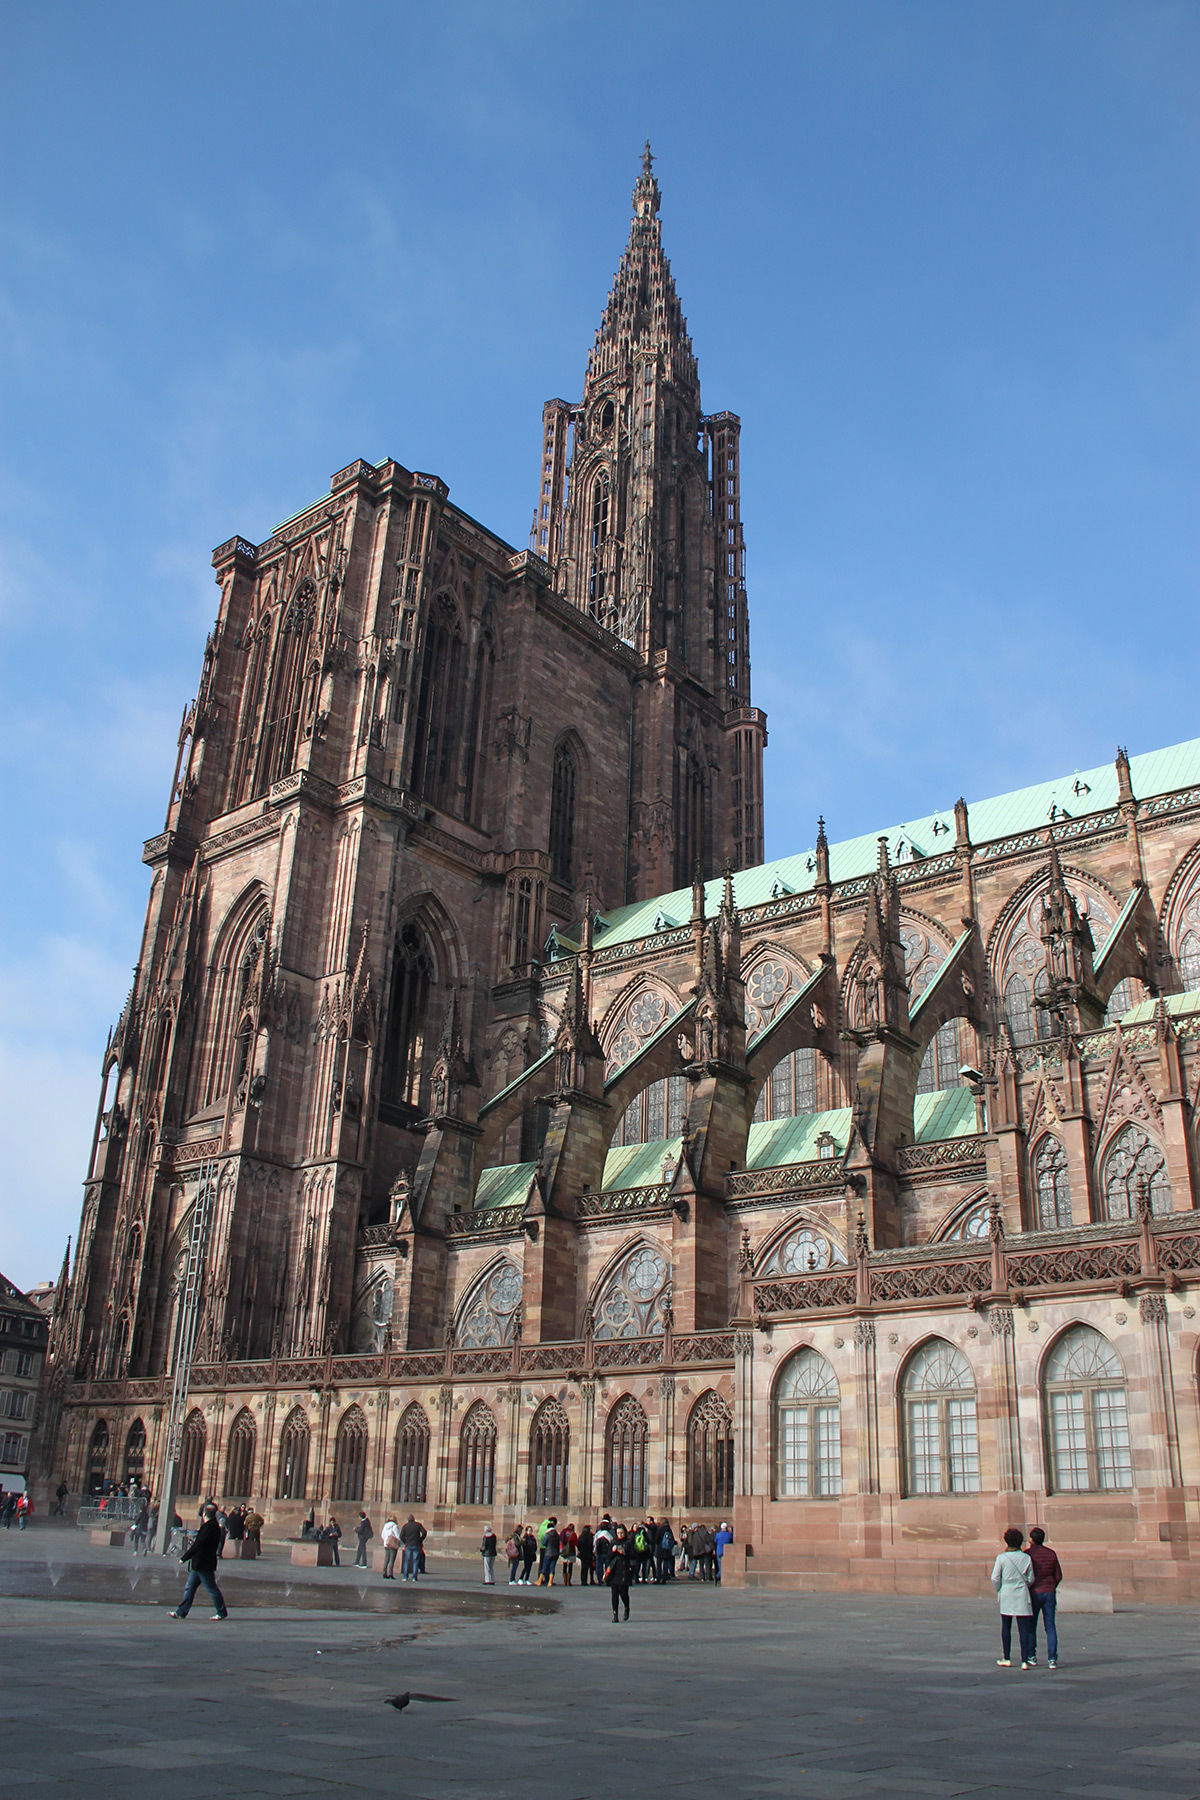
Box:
36;150;1200;1600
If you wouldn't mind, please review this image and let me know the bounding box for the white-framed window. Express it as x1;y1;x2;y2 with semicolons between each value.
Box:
901;1340;980;1495
1044;1325;1132;1493
774;1348;841;1497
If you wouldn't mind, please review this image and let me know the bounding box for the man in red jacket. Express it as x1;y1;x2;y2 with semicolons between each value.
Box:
1025;1527;1063;1668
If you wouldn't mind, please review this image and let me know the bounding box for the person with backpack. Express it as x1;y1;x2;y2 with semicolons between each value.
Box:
593;1517;613;1585
631;1519;652;1581
505;1529;522;1583
559;1522;578;1585
656;1518;676;1582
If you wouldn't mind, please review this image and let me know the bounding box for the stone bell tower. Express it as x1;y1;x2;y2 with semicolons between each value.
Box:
533;145;767;899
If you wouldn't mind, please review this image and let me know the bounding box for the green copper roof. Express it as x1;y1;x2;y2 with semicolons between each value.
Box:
746;1109;851;1168
1119;987;1200;1027
475;1163;538;1210
913;1086;978;1141
589;736;1200;952
602;1137;684;1189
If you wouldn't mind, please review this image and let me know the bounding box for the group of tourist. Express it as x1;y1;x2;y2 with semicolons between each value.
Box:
990;1527;1065;1668
471;1515;735;1618
0;1488;34;1528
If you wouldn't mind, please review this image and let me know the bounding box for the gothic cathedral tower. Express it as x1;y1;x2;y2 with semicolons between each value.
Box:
534;146;766;897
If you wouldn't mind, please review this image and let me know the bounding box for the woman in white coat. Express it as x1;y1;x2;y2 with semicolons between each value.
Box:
991;1527;1034;1668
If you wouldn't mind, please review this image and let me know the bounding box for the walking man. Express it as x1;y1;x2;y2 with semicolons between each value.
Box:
170;1504;228;1620
381;1516;401;1579
53;1481;68;1517
607;1526;632;1622
354;1510;374;1568
399;1513;425;1581
1026;1527;1063;1668
577;1523;595;1586
481;1525;497;1585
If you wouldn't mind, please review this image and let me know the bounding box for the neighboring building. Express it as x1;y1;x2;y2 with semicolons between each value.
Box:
25;1282;56;1319
1;1273;50;1492
33;152;1200;1599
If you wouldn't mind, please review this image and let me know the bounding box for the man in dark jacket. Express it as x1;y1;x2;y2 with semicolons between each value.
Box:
656;1519;676;1582
1025;1527;1064;1668
577;1523;595;1586
399;1514;425;1581
354;1511;374;1567
170;1505;228;1619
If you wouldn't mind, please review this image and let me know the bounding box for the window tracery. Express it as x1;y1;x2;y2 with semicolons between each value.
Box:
225;1408;256;1498
1034;1136;1072;1230
998;885;1114;1045
123;1418;146;1486
549;741;578;887
605;984;676;1075
179;1408;207;1497
410;595;466;812
774;1348;841;1497
458;1261;524;1348
687;1390;733;1509
87;1418;110;1495
332;1405;368;1502
1099;1124;1170;1218
393;1404;430;1504
1044;1325;1132;1492
592;1244;671;1339
941;1201;990;1242
760;1225;846;1275
276;1406;310;1500
612;1075;687;1146
529;1399;570;1507
605;1395;648;1510
458;1401;497;1506
901;1341;979;1495
380;921;432;1113
1104;977;1146;1024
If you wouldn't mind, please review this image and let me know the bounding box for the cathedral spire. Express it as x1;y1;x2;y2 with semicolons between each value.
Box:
586;145;696;396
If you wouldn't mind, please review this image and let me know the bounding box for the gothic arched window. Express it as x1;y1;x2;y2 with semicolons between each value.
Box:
676;751;707;887
613;1075;687;1145
179;1408;207;1498
1181;929;1200;990
332;1406;369;1503
917;1019;963;1094
276;1407;310;1501
901;1341;979;1496
257;581;319;792
687;1390;734;1509
196;900;270;1112
549;742;578;887
123;1418;146;1486
592;1244;671;1339
529;1399;570;1507
1004;973;1034;1047
393;1404;430;1504
87;1418;110;1495
774;1349;841;1498
225;1408;256;1499
458;1402;497;1506
458;1261;524;1348
1044;1325;1132;1492
588;472;610;612
380;921;432;1113
462;627;495;825
605;1395;649;1510
410;596;466;812
1105;977;1146;1024
752;1049;819;1122
1033;1136;1072;1230
1100;1125;1171;1219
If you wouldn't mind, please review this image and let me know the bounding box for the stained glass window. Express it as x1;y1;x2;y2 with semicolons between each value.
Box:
592;1244;671;1339
1034;1136;1073;1230
529;1399;570;1507
458;1261;524;1347
605;1395;649;1510
1100;1125;1171;1220
225;1408;256;1499
332;1405;368;1503
276;1407;310;1500
393;1404;430;1504
458;1402;497;1506
687;1390;734;1508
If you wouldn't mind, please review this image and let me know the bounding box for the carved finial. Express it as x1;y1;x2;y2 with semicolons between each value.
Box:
642;139;654;177
739;1228;753;1272
1115;744;1135;804
691;860;706;925
954;797;970;848
988;1197;1004;1243
876;834;890;877
855;1210;869;1261
815;818;830;887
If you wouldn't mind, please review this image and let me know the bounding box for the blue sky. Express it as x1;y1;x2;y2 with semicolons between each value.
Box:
1;1;1196;1286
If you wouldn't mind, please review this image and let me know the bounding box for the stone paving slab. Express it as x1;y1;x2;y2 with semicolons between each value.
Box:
1;1550;1199;1800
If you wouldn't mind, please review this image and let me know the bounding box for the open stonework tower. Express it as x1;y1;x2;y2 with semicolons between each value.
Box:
534;145;765;892
34;154;1200;1603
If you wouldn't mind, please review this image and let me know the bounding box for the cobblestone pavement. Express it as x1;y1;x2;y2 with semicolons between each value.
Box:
1;1527;1198;1798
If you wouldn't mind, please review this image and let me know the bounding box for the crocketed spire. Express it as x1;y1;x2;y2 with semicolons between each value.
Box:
585;143;697;398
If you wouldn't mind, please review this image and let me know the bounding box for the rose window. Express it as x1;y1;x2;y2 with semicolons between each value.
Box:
627;991;668;1038
763;1228;845;1275
459;1260;524;1347
747;960;790;1011
594;1244;671;1338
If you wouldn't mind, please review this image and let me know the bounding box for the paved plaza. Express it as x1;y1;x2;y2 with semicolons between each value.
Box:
1;1526;1198;1800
